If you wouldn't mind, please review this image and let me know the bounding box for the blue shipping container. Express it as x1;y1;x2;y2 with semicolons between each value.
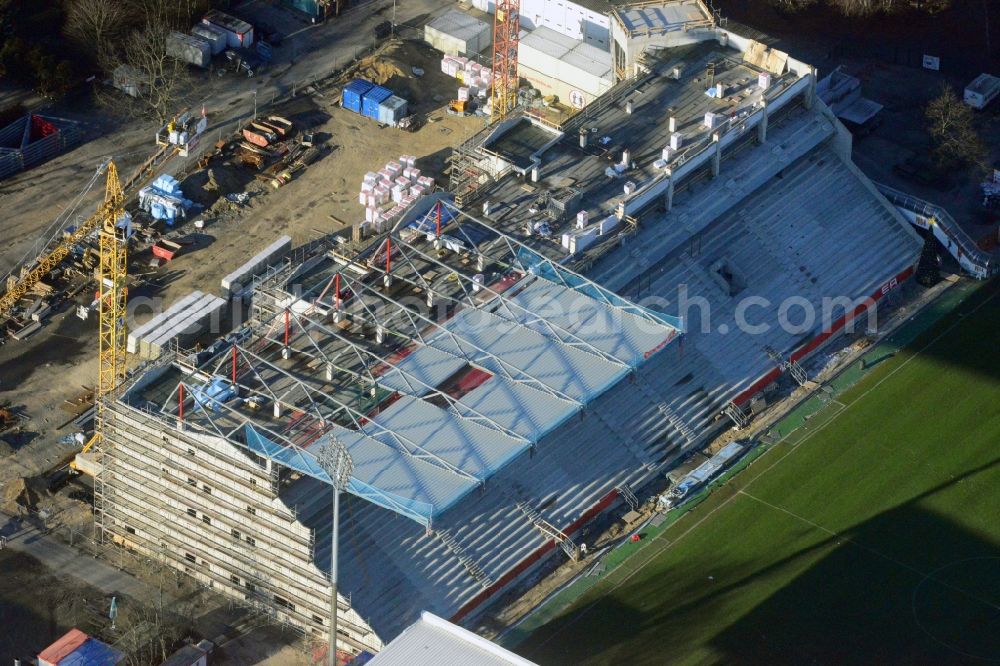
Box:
361;86;393;119
342;79;374;114
377;95;408;126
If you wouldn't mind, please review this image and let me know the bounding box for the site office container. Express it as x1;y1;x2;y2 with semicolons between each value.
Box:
191;23;227;55
203;9;254;49
377;95;409;125
362;86;393;119
166;31;212;68
342;79;375;114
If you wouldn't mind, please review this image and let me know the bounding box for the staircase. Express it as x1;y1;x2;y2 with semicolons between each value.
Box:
633;372;698;445
516;501;580;561
434;528;495;588
616;484;640;511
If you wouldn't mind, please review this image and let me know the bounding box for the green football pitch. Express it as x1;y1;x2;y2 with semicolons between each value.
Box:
521;280;1000;666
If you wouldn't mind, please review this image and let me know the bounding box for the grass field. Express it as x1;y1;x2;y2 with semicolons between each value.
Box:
521;280;1000;666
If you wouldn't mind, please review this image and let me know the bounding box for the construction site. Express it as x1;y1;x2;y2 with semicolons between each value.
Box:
1;0;997;663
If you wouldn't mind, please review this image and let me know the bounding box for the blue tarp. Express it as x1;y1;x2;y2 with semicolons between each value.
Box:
191;377;236;413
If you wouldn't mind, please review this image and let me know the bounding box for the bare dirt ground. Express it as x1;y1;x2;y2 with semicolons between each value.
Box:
0;39;479;495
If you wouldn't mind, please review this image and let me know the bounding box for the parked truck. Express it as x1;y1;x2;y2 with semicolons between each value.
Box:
964;73;1000;110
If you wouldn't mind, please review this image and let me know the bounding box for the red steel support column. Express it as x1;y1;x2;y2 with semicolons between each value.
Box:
284;309;290;347
178;384;185;421
232;345;238;384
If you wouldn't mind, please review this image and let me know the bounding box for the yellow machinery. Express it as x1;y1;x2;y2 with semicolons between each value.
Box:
0;142;171;323
71;161;128;474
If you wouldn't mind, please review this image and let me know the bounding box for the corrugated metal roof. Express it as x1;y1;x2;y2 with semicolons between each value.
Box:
455;375;577;441
370;394;528;481
378;346;469;395
429;306;625;402
505;276;677;367
323;424;477;514
426;9;490;42
369;612;537;666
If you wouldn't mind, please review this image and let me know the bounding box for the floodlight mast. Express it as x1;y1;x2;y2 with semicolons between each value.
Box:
318;440;353;666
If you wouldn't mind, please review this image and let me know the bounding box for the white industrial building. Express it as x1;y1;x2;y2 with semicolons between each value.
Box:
425;9;493;57
518;27;613;108
468;0;613;49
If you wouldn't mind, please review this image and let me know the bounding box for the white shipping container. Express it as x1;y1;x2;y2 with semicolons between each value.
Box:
576;210;589;229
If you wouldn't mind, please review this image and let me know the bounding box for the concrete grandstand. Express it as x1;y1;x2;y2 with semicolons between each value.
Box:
92;5;924;660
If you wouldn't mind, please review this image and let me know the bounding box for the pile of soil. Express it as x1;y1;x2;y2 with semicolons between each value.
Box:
1;477;38;515
354;49;409;87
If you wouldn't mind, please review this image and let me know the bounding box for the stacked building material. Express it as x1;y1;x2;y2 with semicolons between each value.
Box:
359;157;436;233
138;175;192;225
220;235;292;297
441;55;492;99
128;291;226;359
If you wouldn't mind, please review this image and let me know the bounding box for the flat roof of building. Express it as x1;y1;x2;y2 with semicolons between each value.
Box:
519;26;613;80
369;612;537;665
611;0;714;37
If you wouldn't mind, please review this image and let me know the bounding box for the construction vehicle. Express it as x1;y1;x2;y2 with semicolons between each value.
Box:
447;99;471;117
71;161;129;476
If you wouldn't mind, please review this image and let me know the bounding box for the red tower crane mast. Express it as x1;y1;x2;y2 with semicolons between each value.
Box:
490;0;520;123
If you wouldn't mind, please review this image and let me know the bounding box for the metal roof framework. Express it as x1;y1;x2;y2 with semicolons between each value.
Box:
133;206;681;526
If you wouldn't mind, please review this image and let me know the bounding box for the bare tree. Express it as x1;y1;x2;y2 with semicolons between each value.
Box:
112;18;191;122
925;86;988;173
829;0;903;15
64;0;130;58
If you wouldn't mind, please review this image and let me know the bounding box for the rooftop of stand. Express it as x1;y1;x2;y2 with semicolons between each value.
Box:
466;40;801;262
121;203;681;526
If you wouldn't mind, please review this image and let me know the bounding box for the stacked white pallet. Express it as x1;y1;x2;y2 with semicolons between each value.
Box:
132;291;226;359
127;290;203;354
220;235;292;298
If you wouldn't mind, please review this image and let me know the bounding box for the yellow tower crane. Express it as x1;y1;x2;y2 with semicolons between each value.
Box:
72;161;128;472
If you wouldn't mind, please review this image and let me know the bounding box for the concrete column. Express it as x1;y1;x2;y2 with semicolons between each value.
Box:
757;99;769;144
531;159;540;183
668;116;677;133
804;66;817;109
625;99;634;115
664;168;674;212
712;133;721;178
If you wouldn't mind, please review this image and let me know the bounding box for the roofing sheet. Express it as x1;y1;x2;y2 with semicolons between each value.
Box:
319;424;479;519
455;374;577;441
504;276;677;367
369;612;537;666
370;394;528;481
614;1;709;33
519;27;611;80
428;306;626;402
377;345;468;395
